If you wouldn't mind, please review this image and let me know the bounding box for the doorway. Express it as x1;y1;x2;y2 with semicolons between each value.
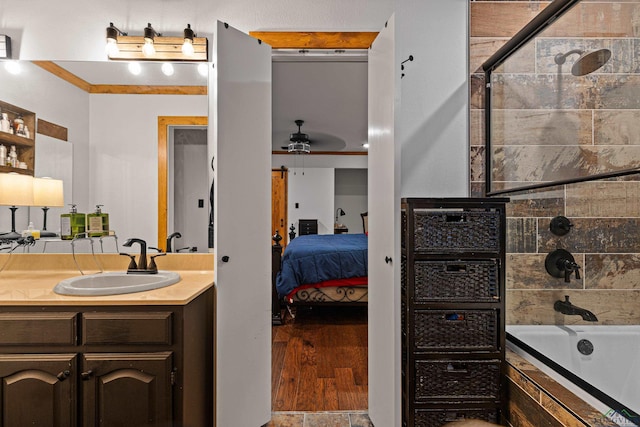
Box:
268;37;370;414
157;116;208;252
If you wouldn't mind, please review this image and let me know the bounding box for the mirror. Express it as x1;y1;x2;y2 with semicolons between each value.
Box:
0;60;209;252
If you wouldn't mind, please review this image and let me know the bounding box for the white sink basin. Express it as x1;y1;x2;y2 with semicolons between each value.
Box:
54;271;181;296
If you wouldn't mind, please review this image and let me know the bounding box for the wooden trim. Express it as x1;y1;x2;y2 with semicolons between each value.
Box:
33;61;207;95
158;116;208;251
89;85;207;95
248;31;378;49
32;61;92;92
272;151;367;156
36;119;68;141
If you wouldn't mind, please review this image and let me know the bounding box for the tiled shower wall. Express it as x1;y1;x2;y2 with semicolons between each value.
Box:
469;0;640;325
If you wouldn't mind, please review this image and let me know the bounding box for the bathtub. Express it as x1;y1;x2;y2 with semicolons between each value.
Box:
506;325;640;427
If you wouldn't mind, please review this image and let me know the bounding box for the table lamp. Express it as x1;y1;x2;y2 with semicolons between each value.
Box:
0;173;34;240
33;177;64;238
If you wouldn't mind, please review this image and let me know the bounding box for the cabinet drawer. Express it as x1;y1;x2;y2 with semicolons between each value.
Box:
412;209;501;253
414;260;499;302
414;359;501;401
82;312;172;345
413;407;499;427
0;312;77;345
413;310;499;352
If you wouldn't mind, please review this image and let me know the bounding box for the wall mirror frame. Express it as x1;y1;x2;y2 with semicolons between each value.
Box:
482;0;640;196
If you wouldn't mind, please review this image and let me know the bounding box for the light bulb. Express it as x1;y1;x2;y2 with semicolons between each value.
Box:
182;39;195;56
161;63;174;76
128;62;141;75
142;39;155;56
198;63;208;77
4;61;21;75
105;39;119;56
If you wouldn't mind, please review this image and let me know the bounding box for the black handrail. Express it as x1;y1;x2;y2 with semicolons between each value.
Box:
481;0;580;73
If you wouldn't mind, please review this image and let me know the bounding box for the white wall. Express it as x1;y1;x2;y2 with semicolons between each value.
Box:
287;167;335;237
335;168;367;233
397;0;469;197
89;93;207;245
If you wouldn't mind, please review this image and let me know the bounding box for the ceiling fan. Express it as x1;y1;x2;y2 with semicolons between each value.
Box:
287;119;311;154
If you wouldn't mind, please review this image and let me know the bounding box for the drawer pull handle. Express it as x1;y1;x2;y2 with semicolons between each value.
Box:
81;370;94;380
446;363;468;374
56;370;70;381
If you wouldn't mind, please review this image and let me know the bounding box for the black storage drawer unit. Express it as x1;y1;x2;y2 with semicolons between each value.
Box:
401;198;508;427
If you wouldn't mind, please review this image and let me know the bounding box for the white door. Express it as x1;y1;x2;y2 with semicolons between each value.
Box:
367;15;401;427
211;21;272;427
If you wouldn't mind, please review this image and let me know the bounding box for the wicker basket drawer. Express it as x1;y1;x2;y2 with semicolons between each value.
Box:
413;407;499;427
413;310;499;352
414;260;499;302
413;210;501;253
414;359;501;401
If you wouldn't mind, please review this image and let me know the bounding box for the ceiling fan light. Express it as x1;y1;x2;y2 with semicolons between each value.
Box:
288;142;310;154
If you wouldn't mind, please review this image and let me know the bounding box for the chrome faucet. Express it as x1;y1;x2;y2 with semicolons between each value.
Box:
121;238;156;273
554;295;598;322
166;232;182;253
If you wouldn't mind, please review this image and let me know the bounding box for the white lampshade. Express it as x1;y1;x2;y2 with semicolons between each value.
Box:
0;173;34;206
33;177;64;207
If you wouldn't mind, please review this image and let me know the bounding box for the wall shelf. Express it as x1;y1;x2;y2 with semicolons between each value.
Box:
0;100;36;176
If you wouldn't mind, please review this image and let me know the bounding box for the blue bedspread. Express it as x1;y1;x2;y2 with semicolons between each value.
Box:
276;233;368;297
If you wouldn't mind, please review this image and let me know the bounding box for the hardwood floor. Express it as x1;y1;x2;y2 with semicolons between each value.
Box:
271;305;368;412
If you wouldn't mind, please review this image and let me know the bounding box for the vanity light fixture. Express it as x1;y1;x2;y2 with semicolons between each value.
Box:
142;23;160;57
105;22;208;61
105;23;127;56
362;142;369;149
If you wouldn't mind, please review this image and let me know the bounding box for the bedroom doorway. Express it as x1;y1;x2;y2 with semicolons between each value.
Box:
267;34;371;414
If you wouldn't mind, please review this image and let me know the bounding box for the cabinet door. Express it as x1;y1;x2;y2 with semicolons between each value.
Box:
81;352;173;427
0;354;76;426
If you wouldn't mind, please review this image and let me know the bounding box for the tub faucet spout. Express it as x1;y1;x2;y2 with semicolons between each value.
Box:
554;295;598;321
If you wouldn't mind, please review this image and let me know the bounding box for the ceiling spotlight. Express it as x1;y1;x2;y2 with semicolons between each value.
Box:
143;23;160;57
105;22;127;56
128;62;142;75
161;62;174;76
182;24;195;56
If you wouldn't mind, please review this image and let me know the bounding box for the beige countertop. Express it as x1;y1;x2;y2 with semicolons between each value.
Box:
0;253;214;306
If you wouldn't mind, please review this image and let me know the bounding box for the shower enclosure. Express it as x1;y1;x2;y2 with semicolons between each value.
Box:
479;0;640;425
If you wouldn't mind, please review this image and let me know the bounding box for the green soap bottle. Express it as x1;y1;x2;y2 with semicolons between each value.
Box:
60;204;86;240
87;204;110;237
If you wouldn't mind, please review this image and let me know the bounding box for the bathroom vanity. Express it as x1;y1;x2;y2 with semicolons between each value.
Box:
0;254;214;427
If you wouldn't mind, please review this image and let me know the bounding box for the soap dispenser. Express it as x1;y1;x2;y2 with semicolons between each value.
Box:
87;204;110;237
60;204;86;240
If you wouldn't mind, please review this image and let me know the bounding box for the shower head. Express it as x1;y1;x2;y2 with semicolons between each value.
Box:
554;48;611;76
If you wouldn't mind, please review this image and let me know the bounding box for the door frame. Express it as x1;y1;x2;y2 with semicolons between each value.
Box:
157;116;208;251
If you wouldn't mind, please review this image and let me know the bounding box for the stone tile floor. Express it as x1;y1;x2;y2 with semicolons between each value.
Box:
265;412;373;427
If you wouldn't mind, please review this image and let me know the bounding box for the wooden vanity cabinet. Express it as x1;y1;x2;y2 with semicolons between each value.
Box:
0;287;213;427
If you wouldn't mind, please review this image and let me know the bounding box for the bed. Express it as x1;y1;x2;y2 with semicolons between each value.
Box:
271;232;368;324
